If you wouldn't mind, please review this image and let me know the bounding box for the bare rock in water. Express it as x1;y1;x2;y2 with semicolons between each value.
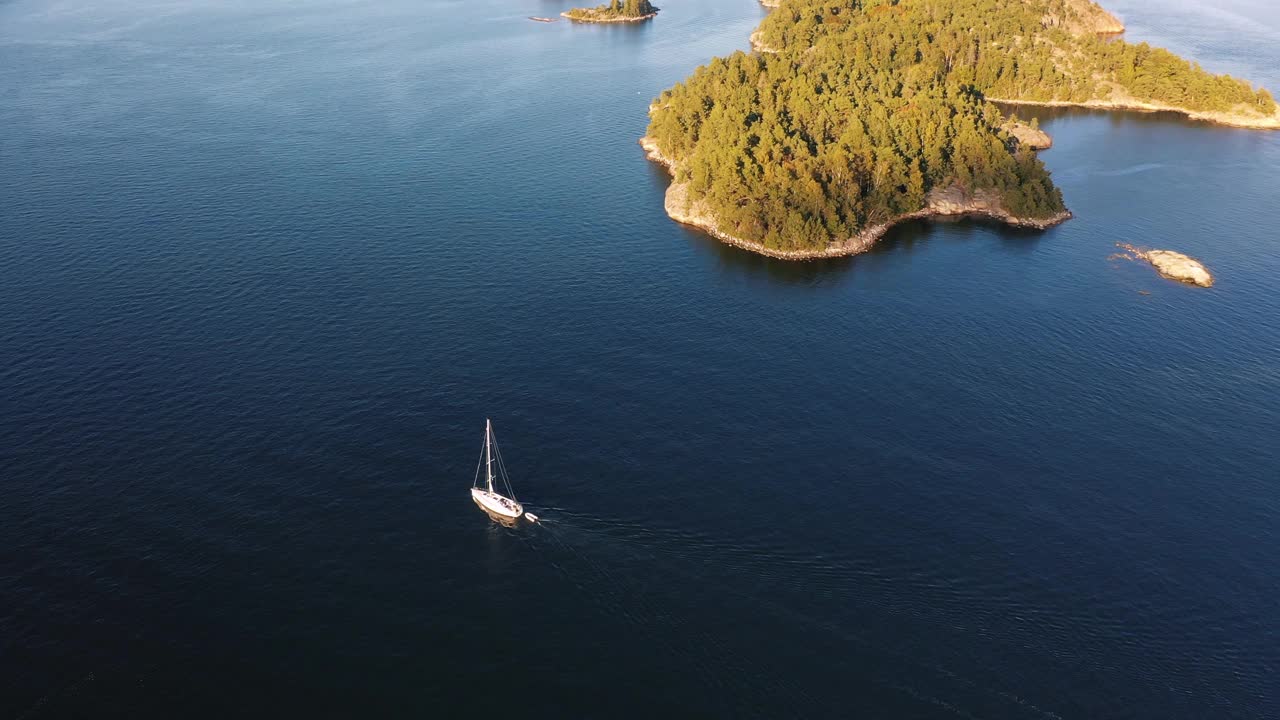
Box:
1003;120;1053;150
1115;243;1214;287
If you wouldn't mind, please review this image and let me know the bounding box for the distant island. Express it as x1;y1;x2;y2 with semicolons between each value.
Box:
643;0;1278;259
563;0;658;23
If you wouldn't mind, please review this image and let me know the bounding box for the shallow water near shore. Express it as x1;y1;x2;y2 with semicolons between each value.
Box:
2;0;1279;717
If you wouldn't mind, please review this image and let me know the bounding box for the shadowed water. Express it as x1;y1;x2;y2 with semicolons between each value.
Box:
2;0;1278;717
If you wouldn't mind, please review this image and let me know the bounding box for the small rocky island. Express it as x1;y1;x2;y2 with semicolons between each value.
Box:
1115;244;1215;287
563;0;658;23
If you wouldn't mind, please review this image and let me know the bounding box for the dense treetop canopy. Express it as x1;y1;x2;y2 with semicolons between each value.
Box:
645;0;1274;252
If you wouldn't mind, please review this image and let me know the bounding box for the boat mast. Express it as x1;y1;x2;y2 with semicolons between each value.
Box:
485;418;495;494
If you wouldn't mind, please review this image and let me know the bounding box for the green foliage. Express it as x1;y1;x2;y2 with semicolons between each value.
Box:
751;0;1275;113
647;0;1272;251
565;0;657;20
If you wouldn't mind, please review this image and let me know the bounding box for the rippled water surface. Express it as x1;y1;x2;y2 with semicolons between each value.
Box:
2;0;1278;717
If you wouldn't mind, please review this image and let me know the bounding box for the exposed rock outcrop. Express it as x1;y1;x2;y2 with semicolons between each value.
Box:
1049;0;1125;35
990;94;1280;130
1003;119;1053;149
749;29;779;54
1114;243;1214;287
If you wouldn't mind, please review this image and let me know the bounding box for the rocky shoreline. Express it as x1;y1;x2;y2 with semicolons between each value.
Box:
1059;0;1125;34
989;96;1280;131
1003;119;1053;149
748;30;778;54
640;137;1071;261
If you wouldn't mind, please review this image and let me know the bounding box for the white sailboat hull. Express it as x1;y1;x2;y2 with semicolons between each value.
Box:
471;487;523;519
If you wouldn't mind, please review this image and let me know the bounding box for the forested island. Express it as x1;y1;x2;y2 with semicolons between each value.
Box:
563;0;658;23
643;0;1278;258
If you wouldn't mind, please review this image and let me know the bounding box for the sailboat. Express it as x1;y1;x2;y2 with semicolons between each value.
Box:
471;419;526;520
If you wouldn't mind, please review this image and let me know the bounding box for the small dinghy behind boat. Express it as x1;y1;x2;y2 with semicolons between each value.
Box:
471;419;528;521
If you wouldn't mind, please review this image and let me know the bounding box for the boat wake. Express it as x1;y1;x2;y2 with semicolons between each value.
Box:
520;512;820;716
519;509;1065;719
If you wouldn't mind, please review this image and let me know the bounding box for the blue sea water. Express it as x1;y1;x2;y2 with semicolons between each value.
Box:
2;0;1278;717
